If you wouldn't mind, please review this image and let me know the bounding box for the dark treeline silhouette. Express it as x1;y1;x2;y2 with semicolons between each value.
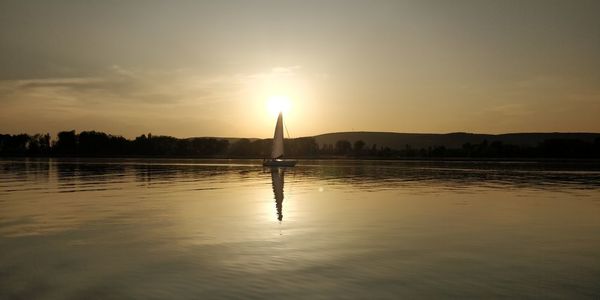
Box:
1;131;229;157
315;138;600;159
1;130;599;159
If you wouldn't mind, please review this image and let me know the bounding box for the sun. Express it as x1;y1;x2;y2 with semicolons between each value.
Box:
267;95;292;117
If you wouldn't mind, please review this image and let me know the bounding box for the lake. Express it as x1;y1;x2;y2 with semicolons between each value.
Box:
1;158;600;299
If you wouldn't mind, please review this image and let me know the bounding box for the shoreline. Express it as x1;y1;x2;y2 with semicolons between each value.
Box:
2;156;600;164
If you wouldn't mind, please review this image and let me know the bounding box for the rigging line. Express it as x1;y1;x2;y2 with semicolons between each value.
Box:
284;122;292;139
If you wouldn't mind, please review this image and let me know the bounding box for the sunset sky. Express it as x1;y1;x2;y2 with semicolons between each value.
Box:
1;0;599;138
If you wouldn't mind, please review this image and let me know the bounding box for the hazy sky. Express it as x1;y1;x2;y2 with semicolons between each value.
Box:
1;0;599;138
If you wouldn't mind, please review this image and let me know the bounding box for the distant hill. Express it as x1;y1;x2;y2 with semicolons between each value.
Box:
312;132;600;150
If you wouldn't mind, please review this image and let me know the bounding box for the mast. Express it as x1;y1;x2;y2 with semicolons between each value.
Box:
271;112;284;159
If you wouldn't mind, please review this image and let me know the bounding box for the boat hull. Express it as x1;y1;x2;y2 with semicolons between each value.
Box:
262;159;297;167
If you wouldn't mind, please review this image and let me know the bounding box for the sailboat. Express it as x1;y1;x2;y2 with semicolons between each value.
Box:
263;112;297;167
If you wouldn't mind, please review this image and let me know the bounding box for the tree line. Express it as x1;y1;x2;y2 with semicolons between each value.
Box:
1;130;599;158
0;131;230;157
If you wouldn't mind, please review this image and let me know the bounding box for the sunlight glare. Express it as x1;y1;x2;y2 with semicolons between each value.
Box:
267;95;292;116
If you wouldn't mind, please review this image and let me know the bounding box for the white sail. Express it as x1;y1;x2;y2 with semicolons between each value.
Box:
271;112;284;159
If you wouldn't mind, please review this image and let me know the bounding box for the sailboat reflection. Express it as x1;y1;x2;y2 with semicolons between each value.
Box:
270;168;285;221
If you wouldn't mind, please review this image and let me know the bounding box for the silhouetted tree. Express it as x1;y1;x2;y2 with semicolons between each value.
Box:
403;144;416;157
79;131;110;155
353;140;365;155
54;130;77;155
26;133;51;155
0;134;29;155
369;144;378;156
133;134;151;155
287;137;319;157
335;140;352;155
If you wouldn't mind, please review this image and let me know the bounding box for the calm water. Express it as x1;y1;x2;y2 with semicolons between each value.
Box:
1;158;600;299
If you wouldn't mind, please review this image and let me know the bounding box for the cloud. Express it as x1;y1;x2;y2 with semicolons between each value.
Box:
0;66;245;106
242;65;302;80
0;66;253;136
